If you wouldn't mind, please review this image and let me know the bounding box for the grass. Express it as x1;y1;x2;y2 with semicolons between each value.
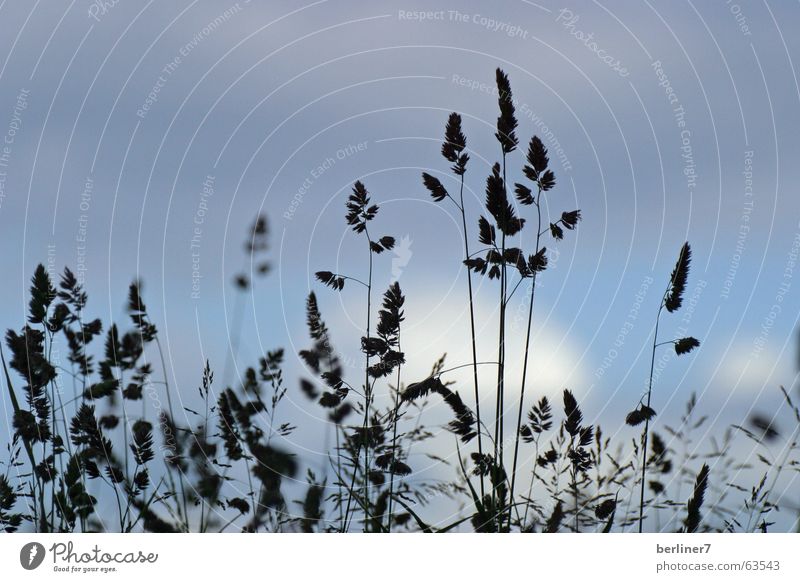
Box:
0;70;798;533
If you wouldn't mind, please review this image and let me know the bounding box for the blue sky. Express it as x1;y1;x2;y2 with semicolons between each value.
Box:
1;0;799;528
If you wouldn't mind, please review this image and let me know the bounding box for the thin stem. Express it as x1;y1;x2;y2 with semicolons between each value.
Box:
340;430;362;531
334;429;344;528
200;381;210;533
522;438;540;527
125;477;163;532
317;319;346;531
639;302;664;532
386;335;402;532
338;274;370;289
436;361;500;377
243;455;259;531
1;345;47;532
505;275;526;303
574;479;580;531
341;379;382;531
362;230;374;530
217;513;242;533
45;330;59;531
509;185;543;528
119;368;130;496
153;334;189;531
457;172;485;501
748;419;800;532
467;247;494;259
101;472;125;531
493;153;508;529
570;437;579;532
341;230;375;531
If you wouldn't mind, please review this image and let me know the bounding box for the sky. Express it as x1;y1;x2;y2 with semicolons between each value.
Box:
0;0;799;530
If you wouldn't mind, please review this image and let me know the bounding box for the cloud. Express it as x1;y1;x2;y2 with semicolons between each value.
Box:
708;341;794;399
324;286;589;404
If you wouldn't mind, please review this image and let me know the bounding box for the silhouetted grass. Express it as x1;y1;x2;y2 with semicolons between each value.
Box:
0;70;798;534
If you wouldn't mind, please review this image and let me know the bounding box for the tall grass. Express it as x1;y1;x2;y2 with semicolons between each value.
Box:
624;242;700;532
0;70;797;533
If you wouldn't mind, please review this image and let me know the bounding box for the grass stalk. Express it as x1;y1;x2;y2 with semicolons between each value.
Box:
1;345;47;532
509;184;542;528
457;173;486;501
362;229;374;530
639;303;664;532
386;336;402;531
